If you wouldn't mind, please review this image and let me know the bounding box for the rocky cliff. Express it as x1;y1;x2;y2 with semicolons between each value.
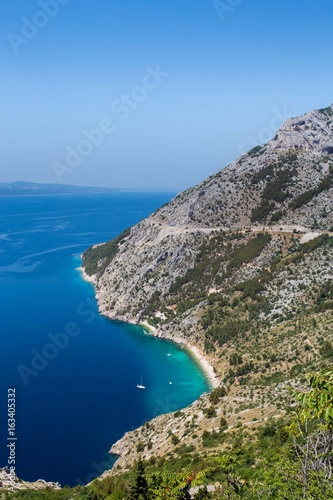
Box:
83;104;333;326
83;104;333;473
0;468;61;492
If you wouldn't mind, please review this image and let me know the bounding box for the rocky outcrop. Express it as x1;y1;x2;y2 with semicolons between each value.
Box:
82;104;333;475
0;468;61;491
83;104;333;325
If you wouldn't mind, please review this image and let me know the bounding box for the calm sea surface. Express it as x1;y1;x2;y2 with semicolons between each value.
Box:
0;193;209;486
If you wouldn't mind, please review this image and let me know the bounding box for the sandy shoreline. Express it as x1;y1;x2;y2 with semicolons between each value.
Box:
184;343;220;389
79;266;220;389
138;322;219;389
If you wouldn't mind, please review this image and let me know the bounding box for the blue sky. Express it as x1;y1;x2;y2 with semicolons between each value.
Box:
1;0;333;190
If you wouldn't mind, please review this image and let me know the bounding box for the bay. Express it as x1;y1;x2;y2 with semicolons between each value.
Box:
0;193;209;486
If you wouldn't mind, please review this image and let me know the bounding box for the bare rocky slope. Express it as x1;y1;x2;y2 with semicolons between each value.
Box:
0;468;61;492
83;104;333;475
84;104;333;325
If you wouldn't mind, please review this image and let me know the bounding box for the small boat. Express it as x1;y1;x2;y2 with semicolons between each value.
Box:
169;381;173;385
136;375;145;390
167;349;172;357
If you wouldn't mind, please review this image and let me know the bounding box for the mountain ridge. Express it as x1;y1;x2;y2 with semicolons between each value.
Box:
82;103;333;474
83;103;333;326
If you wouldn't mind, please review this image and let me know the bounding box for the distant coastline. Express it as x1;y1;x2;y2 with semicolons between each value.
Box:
0;181;175;197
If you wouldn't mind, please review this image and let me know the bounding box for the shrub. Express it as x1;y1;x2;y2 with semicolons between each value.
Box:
83;227;131;276
136;442;145;452
170;434;180;445
203;406;217;418
209;386;227;404
220;417;228;430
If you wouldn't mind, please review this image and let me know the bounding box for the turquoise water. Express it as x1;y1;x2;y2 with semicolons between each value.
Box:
0;193;209;486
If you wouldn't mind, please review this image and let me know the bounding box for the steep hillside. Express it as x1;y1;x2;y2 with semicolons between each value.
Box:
82;104;333;473
83;105;333;326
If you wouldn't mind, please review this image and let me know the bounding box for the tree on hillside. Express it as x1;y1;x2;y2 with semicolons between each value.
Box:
295;367;333;429
148;466;211;500
290;367;333;498
128;457;150;500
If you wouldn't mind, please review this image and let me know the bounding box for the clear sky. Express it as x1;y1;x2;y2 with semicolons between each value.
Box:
1;0;333;191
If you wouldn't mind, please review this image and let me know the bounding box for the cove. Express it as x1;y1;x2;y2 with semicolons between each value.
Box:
0;193;210;486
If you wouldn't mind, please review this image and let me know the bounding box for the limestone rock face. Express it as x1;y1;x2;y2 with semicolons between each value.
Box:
84;104;333;324
0;468;61;491
82;104;333;477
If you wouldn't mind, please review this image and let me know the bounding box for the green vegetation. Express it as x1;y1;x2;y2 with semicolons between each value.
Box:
7;367;333;499
143;232;271;321
290;168;333;210
199;232;333;377
204;318;252;348
315;280;333;313
11;107;333;499
83;228;131;276
226;233;271;272
290;188;317;209
318;106;333;117
247;145;265;157
250;201;274;223
36;143;333;499
250;163;274;184
209;386;227;404
250;159;296;222
199;233;272;350
128;458;150;499
273;234;332;271
261;167;294;202
202;428;225;447
270;209;284;223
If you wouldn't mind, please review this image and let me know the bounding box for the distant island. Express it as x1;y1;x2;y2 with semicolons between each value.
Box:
0;181;142;196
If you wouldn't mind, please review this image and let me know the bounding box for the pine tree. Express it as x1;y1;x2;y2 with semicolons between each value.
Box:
128;457;150;500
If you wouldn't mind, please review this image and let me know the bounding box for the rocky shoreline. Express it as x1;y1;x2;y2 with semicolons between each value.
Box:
79;263;220;389
0;468;61;492
78;261;221;475
78;103;333;478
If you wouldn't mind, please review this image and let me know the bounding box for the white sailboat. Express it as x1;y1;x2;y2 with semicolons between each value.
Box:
136;375;145;389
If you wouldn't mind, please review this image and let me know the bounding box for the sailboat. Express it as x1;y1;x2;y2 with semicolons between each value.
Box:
136;375;145;389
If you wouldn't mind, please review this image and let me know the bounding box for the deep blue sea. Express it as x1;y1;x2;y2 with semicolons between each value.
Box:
0;193;209;486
